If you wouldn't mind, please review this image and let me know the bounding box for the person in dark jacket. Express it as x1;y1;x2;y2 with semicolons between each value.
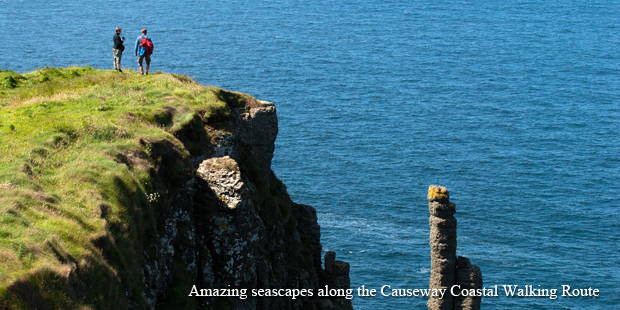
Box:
113;27;125;72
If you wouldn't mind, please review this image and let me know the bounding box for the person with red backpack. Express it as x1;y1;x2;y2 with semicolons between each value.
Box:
134;28;154;75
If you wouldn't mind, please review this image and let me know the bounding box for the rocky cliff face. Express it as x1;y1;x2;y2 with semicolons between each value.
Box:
141;93;353;310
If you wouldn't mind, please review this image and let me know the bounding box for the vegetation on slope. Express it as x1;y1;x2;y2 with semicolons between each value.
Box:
0;67;256;309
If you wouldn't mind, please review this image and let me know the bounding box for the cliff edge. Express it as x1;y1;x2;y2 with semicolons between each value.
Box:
0;67;352;310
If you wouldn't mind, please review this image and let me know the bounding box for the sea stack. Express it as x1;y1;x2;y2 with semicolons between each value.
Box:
427;185;482;310
428;185;457;310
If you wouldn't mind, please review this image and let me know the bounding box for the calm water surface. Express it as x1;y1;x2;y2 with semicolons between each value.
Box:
1;0;619;309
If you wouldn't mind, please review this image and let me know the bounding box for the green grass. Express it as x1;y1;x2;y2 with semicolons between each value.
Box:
0;67;256;309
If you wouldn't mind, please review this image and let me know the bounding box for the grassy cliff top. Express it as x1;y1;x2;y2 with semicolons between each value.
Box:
0;67;257;309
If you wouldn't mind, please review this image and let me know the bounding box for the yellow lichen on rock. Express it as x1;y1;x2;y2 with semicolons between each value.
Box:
428;185;449;201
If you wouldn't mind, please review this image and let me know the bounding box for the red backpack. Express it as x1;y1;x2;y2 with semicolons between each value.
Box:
139;36;154;56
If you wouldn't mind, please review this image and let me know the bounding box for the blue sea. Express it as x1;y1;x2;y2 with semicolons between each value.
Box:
1;0;619;309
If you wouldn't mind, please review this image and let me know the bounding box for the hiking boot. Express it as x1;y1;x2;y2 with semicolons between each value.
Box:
118;69;123;73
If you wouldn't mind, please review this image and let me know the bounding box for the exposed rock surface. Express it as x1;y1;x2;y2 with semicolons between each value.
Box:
141;97;352;310
428;185;457;310
454;256;482;310
234;100;278;186
323;251;354;310
427;185;482;310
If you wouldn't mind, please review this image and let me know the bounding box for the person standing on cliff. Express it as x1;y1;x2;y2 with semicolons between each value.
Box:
134;28;153;75
112;27;125;72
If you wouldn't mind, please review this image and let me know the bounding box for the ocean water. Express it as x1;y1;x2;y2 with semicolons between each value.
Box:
1;0;619;309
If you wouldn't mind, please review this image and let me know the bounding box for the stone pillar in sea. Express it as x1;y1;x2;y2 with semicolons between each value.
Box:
427;185;457;310
322;251;354;310
427;185;482;310
454;256;483;310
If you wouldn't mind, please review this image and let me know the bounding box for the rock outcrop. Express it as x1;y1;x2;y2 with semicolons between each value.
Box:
323;251;354;310
141;94;352;310
454;256;482;310
427;185;482;310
